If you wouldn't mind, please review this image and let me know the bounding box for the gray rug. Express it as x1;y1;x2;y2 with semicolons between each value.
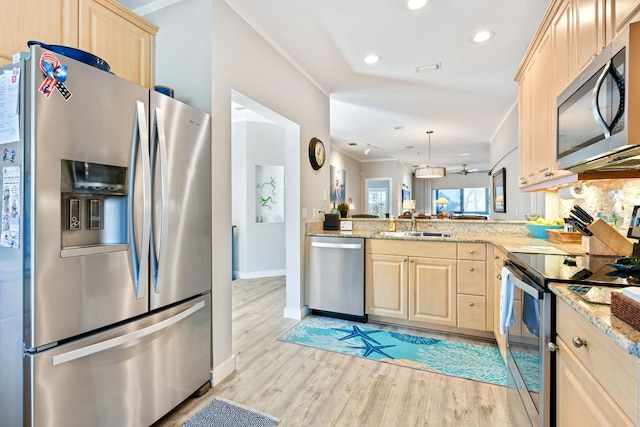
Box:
183;397;279;427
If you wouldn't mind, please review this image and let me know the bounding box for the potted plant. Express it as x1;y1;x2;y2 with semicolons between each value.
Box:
337;202;350;218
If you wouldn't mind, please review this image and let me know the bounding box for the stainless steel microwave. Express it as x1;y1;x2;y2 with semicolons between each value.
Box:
557;22;640;173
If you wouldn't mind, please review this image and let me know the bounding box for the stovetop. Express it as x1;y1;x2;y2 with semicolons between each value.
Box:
507;252;639;287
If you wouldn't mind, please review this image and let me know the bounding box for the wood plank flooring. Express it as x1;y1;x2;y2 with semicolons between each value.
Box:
154;276;513;426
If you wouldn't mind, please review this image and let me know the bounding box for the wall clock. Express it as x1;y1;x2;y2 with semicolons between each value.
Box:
308;137;325;170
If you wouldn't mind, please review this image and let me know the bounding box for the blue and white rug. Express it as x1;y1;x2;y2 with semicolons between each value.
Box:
183;397;279;427
279;316;539;391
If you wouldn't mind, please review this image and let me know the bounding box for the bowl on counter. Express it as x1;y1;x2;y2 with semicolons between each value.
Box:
526;223;563;239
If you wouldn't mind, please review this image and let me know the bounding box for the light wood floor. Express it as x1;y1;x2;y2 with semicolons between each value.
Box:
154;276;513;427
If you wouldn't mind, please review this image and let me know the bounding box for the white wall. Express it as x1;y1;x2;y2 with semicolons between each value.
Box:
211;0;329;382
489;102;543;220
145;0;211;113
361;160;398;216
232;121;286;278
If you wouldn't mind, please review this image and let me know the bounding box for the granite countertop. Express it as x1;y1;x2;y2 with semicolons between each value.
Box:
306;229;585;254
550;283;640;357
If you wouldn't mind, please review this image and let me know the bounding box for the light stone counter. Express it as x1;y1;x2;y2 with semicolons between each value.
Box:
305;218;584;254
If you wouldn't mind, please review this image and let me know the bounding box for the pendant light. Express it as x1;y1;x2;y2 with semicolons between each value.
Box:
415;131;446;178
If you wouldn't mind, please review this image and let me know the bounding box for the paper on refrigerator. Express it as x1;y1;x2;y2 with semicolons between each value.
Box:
1;166;20;248
0;68;20;145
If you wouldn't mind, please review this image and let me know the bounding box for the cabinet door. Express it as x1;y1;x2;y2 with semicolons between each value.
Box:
493;259;506;360
365;254;408;319
612;0;640;36
79;0;157;87
574;0;606;73
556;336;634;426
0;0;78;66
409;257;457;326
553;0;573;97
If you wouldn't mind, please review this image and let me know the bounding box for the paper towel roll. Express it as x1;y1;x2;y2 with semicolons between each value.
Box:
558;184;586;200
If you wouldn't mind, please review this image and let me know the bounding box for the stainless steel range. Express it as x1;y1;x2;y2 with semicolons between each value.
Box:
503;251;634;427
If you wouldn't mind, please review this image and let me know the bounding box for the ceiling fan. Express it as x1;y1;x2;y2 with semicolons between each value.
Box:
450;164;489;176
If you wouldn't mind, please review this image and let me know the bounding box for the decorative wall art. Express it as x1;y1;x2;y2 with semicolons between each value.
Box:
493;167;506;213
330;165;346;204
255;165;284;223
402;185;411;202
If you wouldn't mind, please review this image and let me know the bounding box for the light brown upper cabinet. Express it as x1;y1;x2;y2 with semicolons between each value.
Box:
79;0;158;88
0;0;157;87
516;0;632;189
0;0;78;67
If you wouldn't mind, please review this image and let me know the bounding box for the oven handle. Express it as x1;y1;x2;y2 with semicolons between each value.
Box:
504;261;544;299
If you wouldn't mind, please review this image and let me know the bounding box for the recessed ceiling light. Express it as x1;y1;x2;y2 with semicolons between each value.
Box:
407;0;429;10
471;30;495;43
405;145;415;149
348;142;357;146
459;153;470;156
364;54;381;65
394;126;404;130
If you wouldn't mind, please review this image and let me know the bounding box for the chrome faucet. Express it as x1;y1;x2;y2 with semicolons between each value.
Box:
411;210;417;232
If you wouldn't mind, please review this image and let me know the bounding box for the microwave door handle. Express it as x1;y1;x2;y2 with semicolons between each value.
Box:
608;63;625;132
592;60;612;138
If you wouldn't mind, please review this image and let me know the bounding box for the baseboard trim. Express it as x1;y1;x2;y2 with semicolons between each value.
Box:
283;305;308;320
235;269;286;279
211;354;236;387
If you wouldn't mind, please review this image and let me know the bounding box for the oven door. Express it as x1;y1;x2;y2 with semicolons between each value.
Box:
504;261;553;427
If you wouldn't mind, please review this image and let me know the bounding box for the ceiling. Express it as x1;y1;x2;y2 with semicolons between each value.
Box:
119;0;550;175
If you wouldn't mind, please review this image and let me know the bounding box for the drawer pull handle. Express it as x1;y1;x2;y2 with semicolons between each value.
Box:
548;342;558;352
468;302;474;307
497;274;502;280
494;255;499;260
572;336;587;348
469;250;475;254
469;267;474;271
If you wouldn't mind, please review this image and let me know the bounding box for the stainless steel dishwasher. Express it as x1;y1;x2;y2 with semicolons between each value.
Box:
308;236;366;322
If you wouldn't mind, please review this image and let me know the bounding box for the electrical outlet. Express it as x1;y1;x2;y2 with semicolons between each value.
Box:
313;209;319;219
323;190;328;201
301;208;307;220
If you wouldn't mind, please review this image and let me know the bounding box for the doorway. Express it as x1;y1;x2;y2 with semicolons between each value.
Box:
230;90;302;319
365;178;392;217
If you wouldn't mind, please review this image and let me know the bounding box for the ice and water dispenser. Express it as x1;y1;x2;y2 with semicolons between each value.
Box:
60;159;128;256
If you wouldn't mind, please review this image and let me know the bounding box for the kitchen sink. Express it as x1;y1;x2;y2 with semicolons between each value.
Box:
379;231;452;238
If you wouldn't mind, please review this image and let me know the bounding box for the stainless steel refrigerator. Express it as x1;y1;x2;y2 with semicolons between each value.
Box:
0;45;212;426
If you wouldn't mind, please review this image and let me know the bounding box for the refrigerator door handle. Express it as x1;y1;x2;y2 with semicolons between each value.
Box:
128;100;151;299
151;106;169;295
51;301;205;366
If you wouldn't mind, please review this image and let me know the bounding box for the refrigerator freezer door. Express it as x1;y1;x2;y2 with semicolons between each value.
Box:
25;294;212;427
149;92;212;310
26;46;150;349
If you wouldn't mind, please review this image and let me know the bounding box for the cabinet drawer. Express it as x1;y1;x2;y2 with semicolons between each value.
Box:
457;243;486;260
556;298;638;421
457;294;486;331
457;260;486;295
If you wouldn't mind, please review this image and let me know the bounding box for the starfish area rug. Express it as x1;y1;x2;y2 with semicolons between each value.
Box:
279;316;538;389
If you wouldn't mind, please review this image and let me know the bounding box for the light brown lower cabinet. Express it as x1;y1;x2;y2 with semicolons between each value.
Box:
555;297;637;425
366;239;492;332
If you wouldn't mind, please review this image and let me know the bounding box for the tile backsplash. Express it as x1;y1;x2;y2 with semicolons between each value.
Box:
558;179;640;235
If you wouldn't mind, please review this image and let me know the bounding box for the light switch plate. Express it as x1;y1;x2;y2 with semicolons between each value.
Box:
340;220;353;231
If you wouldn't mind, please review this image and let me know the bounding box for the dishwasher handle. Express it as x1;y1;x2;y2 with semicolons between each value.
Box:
311;242;362;250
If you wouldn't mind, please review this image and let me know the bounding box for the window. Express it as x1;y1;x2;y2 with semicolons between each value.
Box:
433;187;489;215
